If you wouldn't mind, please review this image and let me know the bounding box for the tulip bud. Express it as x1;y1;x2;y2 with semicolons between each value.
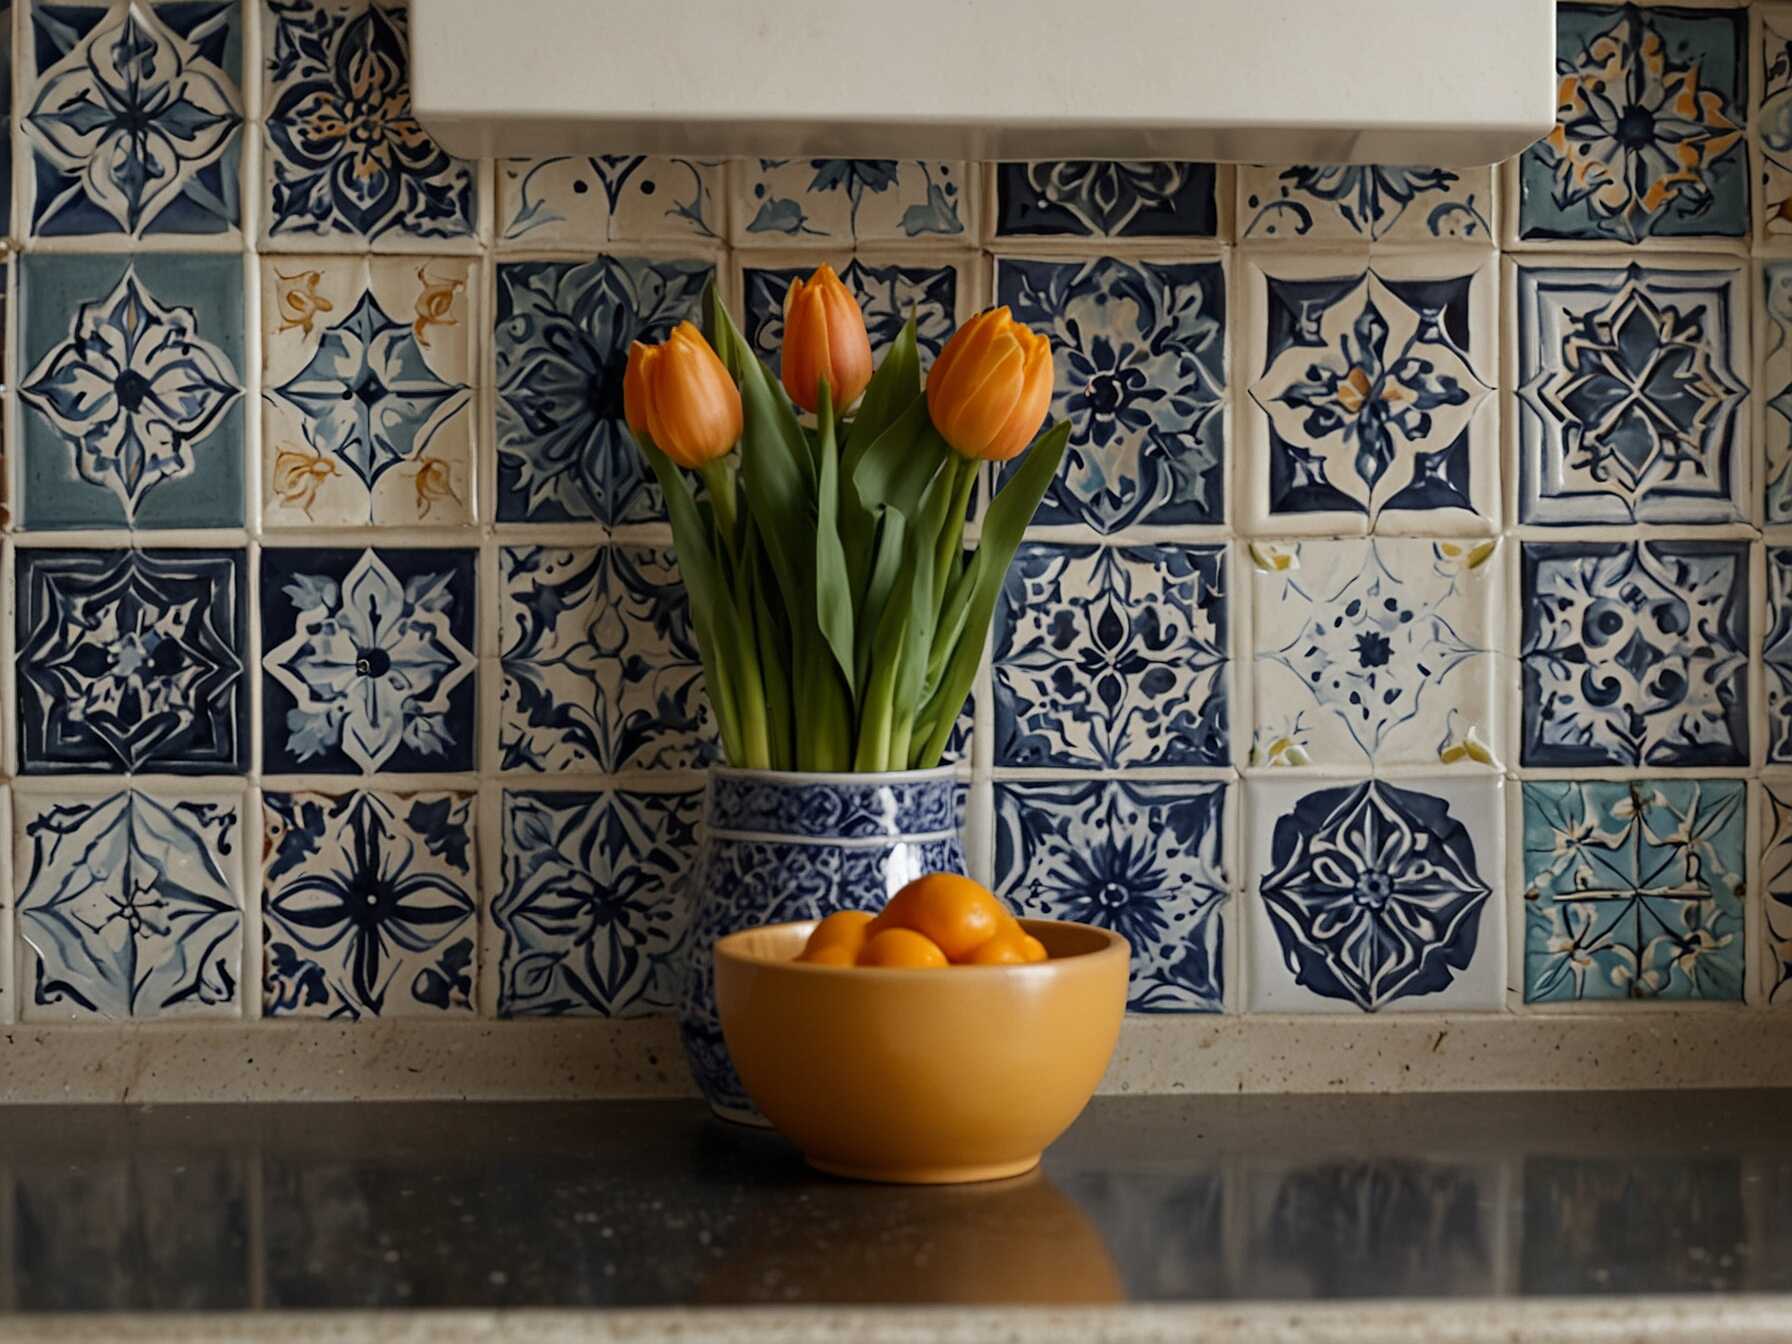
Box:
925;308;1054;462
780;264;873;413
624;322;743;469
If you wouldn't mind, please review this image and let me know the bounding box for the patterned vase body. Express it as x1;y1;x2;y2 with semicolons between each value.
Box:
680;767;965;1123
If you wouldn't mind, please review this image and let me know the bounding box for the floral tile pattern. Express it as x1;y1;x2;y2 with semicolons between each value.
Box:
262;790;476;1019
993;542;1227;769
1522;779;1745;1002
1763;263;1792;522
1521;540;1749;768
1239;165;1493;243
995;257;1225;532
991;161;1218;238
732;159;968;244
497;156;723;247
17;549;246;774
1517;4;1747;244
1761;784;1792;1006
15;787;243;1020
262;256;474;526
1513;260;1747;524
23;0;244;239
1763;9;1792;240
493;256;713;524
495;789;702;1017
742;256;961;375
261;548;477;775
993;779;1227;1012
1765;547;1792;763
1250;539;1499;770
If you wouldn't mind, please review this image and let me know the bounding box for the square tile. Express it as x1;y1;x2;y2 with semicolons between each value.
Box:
1245;774;1504;1013
498;543;719;774
18;253;244;529
17;548;247;774
495;788;702;1017
262;256;475;527
994;256;1225;532
261;0;477;246
1516;4;1746;244
1240;253;1497;536
993;779;1227;1012
493;255;713;524
742;252;965;376
993;542;1228;769
497;156;724;248
1762;262;1792;522
1250;538;1500;771
1513;258;1748;524
16;785;244;1020
1522;779;1745;1002
991;161;1218;238
262;790;477;1019
22;0;244;239
1761;783;1792;1005
732;158;970;245
1760;6;1792;240
260;547;477;775
1238;165;1494;243
1520;540;1749;768
1765;546;1792;762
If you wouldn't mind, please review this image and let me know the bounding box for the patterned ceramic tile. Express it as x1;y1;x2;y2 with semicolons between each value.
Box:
742;253;963;376
260;547;477;775
495;788;702;1017
1241;254;1497;536
15;786;243;1020
1521;540;1749;768
1759;6;1792;240
1238;165;1494;243
1514;259;1747;524
993;779;1227;1012
732;159;969;245
1762;783;1792;1005
16;548;246;774
1516;4;1747;244
262;790;477;1019
1249;538;1500;770
994;256;1225;532
261;0;477;246
1522;778;1745;1002
1762;262;1792;522
497;156;724;247
493;255;713;524
22;0;244;239
993;542;1228;769
498;543;718;774
1245;774;1503;1013
17;252;244;529
262;255;474;527
991;161;1218;238
1765;546;1792;762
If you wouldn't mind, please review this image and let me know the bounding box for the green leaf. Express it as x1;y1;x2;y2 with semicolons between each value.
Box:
844;315;920;468
744;526;794;770
812;382;855;694
855;507;907;694
891;467;947;729
851;396;947;525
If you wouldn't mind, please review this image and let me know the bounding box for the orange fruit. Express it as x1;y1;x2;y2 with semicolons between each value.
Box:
796;942;858;967
856;927;949;968
961;924;1051;965
797;910;874;963
878;873;1008;961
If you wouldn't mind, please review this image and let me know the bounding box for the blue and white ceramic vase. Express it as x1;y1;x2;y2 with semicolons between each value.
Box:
680;766;967;1123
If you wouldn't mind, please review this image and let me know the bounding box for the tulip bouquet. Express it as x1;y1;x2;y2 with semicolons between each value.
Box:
624;267;1067;773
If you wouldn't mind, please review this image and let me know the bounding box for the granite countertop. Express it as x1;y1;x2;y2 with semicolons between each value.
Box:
0;1091;1787;1342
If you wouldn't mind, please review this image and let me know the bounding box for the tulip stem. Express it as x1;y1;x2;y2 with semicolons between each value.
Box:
700;460;741;569
931;456;977;617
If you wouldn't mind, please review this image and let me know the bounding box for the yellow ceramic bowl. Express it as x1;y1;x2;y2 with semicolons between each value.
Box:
714;918;1129;1185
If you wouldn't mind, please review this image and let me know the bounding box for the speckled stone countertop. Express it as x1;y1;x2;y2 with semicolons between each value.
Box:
0;1093;1787;1342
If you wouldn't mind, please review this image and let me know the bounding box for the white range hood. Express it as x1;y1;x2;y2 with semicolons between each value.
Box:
410;0;1556;167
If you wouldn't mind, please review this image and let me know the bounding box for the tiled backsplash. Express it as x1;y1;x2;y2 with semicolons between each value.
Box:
1;0;1790;1086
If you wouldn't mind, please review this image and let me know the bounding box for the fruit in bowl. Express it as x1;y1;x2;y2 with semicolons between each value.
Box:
796;874;1049;968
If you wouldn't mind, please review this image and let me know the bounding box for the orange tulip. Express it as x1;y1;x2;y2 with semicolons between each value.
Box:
780;264;873;413
926;307;1054;462
623;322;743;468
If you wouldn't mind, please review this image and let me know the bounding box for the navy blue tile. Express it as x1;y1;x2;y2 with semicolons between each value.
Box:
993;161;1217;237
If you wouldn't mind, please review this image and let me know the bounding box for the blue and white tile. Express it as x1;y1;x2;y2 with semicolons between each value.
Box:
1521;539;1749;768
15;785;244;1021
993;779;1227;1012
1514;3;1747;246
16;548;246;774
493;255;713;524
17;252;244;529
993;542;1228;769
1241;253;1497;536
260;547;477;775
1760;262;1792;523
740;250;966;377
994;256;1225;532
1250;538;1500;771
731;159;971;245
262;255;475;527
497;156;724;248
1245;773;1504;1013
1761;6;1792;242
494;788;702;1018
1765;546;1792;764
990;161;1218;239
22;0;244;240
1522;779;1744;1003
0;2;13;236
262;790;477;1019
1238;165;1494;243
1513;258;1748;524
261;0;477;248
1761;783;1792;1006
